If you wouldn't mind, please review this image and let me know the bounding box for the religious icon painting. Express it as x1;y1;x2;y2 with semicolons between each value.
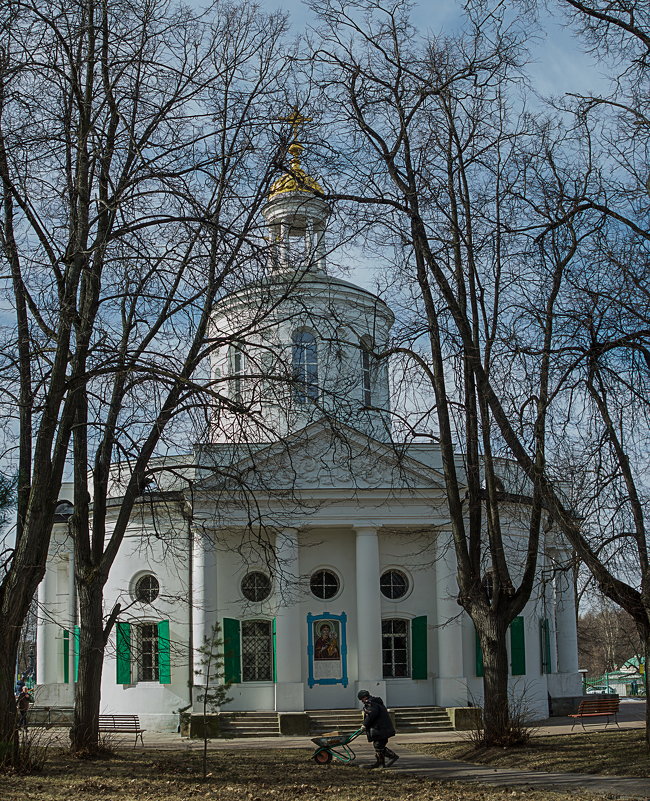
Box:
314;619;340;660
307;612;348;687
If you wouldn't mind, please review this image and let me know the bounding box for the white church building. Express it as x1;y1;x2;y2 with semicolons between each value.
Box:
35;135;582;732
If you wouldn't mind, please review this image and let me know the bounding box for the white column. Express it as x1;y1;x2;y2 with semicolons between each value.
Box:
541;565;559;674
355;525;385;699
304;220;313;258
192;529;218;691
65;551;76;690
555;567;579;674
314;223;326;272
279;222;289;268
36;559;57;685
434;535;465;706
274;527;304;711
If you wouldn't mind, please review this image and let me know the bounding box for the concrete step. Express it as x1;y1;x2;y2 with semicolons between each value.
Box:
307;706;454;734
218;712;280;737
307;709;363;735
395;721;454;731
218;729;279;737
393;706;453;732
191;706;454;737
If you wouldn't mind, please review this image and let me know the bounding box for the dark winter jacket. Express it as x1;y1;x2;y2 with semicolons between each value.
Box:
362;695;395;742
16;690;30;712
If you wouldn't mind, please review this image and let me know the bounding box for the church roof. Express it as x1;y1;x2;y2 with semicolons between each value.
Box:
192;419;448;495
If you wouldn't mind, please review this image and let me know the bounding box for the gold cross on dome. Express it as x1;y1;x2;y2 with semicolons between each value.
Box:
280;107;312;141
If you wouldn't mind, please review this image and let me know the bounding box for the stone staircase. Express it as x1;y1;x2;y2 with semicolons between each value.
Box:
392;706;453;732
217;711;281;737
306;706;453;735
307;708;365;735
212;707;454;737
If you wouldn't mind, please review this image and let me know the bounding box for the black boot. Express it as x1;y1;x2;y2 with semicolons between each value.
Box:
385;748;399;768
367;749;386;769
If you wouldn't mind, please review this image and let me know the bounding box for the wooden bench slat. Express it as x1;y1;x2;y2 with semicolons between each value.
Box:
569;697;620;731
98;714;145;746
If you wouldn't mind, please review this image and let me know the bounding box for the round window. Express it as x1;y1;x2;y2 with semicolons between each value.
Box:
241;571;272;602
134;574;159;604
310;569;340;600
380;570;409;600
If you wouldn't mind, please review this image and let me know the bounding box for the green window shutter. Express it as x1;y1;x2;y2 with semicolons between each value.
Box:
63;630;70;684
158;620;171;684
411;616;427;679
475;630;484;677
510;616;526;676
540;618;551;674
223;618;241;684
272;618;277;683
116;622;132;684
73;625;80;682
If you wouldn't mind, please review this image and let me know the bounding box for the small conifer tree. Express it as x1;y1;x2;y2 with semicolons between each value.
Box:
195;622;231;779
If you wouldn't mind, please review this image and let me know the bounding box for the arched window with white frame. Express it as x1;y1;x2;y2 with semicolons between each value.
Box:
382;618;409;678
228;346;245;402
241;619;273;682
360;335;374;406
292;329;318;402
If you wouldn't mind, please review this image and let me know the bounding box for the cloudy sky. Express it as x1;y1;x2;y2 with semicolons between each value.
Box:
269;0;606;99
256;0;609;297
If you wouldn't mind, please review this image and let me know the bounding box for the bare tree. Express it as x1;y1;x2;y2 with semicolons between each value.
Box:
489;0;650;734
313;0;650;746
0;0;295;757
579;594;643;677
307;0;567;744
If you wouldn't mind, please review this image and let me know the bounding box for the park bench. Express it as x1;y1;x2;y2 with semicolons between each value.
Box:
98;714;145;746
568;696;620;732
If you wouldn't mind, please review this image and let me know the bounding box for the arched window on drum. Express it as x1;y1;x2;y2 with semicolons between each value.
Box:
228;345;245;402
292;329;318;402
360;335;373;406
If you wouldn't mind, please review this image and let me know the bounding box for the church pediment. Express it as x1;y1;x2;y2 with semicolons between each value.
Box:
192;421;446;495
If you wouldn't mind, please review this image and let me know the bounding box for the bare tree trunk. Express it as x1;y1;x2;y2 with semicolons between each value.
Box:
0;625;19;764
640;625;650;750
478;615;511;744
70;580;106;753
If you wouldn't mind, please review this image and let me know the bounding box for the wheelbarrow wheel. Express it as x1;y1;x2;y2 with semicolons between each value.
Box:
314;750;332;764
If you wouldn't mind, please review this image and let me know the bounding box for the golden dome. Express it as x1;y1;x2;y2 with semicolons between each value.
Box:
268;117;323;200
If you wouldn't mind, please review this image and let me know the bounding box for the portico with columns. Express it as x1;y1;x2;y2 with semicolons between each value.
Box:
185;439;455;715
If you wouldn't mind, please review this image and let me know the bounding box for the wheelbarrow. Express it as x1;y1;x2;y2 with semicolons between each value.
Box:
311;726;366;764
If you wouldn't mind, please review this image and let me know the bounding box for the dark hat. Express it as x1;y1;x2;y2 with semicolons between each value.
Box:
357;689;370;699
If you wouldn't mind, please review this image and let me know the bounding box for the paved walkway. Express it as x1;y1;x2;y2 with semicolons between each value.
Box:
44;700;650;800
388;750;650;799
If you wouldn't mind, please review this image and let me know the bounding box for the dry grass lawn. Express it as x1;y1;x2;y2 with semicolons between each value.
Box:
410;728;650;777
2;733;647;801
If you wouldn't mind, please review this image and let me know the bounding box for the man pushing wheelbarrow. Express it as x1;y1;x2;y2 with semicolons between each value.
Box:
357;689;399;769
311;690;399;768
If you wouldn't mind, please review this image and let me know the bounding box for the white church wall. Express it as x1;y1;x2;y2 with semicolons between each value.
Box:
459;591;572;721
98;518;192;729
209;276;394;444
211;528;277;712
462;617;482;708
378;530;436;708
300;527;357;709
507;611;551;721
36;529;75;698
